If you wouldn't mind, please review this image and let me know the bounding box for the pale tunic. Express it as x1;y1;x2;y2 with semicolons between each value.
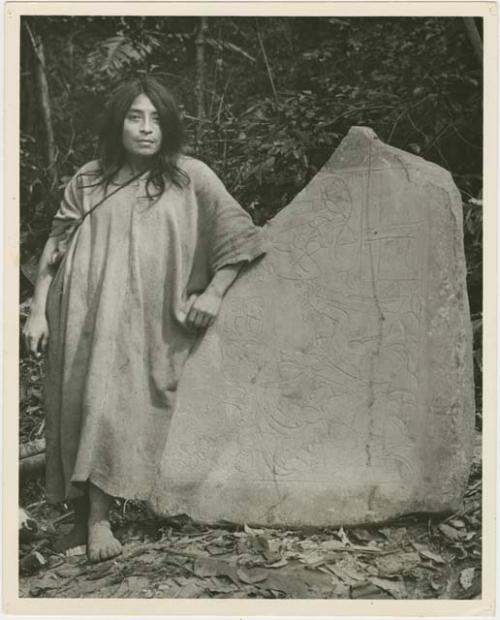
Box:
45;156;268;503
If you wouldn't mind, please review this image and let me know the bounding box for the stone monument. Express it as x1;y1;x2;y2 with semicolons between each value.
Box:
149;127;475;527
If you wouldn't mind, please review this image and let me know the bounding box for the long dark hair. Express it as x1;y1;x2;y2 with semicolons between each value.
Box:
91;76;190;197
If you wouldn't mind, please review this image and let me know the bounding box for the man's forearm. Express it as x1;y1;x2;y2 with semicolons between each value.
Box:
30;237;59;315
205;262;244;298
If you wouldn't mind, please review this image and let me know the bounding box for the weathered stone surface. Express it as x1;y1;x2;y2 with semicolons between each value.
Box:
149;127;475;527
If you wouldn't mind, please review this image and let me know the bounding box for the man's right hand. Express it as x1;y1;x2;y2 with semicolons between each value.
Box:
22;312;49;357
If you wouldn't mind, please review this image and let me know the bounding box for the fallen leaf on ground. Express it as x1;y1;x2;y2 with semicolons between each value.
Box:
438;523;463;542
193;556;235;579
28;571;60;592
263;571;309;598
351;581;391;599
85;559;117;580
321;539;347;551
379;527;407;546
55;564;87;578
247;533;270;554
376;551;420;576
205;577;238;593
429;571;450;593
459;567;475;590
418;549;446;564
370;576;406;599
243;523;265;536
300;551;325;567
451;544;468;560
113;575;151;598
174;582;206;598
326;563;364;585
237;566;268;584
298;539;319;551
19;550;47;575
337;527;351;546
351;528;374;543
343;567;367;582
206;544;231;556
265;558;288;568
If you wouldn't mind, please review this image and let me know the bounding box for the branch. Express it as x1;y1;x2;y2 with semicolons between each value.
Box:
462;18;483;67
195;16;209;145
255;19;278;104
25;22;58;188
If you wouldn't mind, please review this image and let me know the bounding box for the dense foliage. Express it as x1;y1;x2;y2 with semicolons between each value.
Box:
20;16;483;406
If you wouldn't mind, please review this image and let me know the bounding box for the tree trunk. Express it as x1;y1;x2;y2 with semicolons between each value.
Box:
195;16;209;146
30;26;58;187
462;18;483;68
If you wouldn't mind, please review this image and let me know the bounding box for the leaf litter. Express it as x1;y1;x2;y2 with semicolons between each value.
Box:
19;430;482;599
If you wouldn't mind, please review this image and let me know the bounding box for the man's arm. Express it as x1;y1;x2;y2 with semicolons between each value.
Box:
22;236;59;355
185;262;243;330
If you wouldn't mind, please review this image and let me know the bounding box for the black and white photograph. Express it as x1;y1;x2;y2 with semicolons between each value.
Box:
4;2;496;613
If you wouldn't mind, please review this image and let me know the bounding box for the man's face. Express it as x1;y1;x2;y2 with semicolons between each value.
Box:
122;93;162;159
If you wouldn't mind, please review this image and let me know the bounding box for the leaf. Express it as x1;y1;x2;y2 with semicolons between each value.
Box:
206;544;231;556
299;551;325;567
459;567;475;590
28;571;59;590
174;582;206;598
344;567;368;582
236;566;268;584
326;563;365;585
438;523;463;542
243;523;265;536
351;528;378;543
336;526;352;546
370;577;406;599
250;534;270;554
376;552;420;576
430;575;445;591
193;556;240;585
418;549;446;564
265;558;288;568
193;556;226;578
55;564;86;579
33;551;46;565
264;571;309;598
205;577;238;594
19;507;36;531
321;539;346;551
351;581;390;599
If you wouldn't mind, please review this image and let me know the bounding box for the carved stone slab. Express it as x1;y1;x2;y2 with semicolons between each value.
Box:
149;127;475;527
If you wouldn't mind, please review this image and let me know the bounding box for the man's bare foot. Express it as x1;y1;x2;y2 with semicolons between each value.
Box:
87;520;122;563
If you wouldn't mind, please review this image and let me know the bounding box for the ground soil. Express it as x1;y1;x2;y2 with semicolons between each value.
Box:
19;441;482;599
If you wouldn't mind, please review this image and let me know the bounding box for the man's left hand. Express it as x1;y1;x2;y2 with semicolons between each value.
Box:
184;290;222;330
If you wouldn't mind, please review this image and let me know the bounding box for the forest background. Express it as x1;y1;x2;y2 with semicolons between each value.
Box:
17;15;484;599
20;15;483;414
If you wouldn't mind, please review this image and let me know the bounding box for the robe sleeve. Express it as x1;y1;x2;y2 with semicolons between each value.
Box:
194;161;269;275
48;162;97;238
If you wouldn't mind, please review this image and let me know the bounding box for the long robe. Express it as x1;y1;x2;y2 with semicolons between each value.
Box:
44;156;268;503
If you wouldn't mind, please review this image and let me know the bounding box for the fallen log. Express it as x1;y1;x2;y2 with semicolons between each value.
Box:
20;438;46;460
